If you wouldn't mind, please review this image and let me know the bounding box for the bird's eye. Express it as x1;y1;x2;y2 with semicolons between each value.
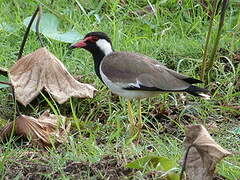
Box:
85;36;99;43
91;36;99;41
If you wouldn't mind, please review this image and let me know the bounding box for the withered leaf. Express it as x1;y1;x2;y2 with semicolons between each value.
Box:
182;124;231;180
135;5;156;16
0;110;70;147
9;47;97;106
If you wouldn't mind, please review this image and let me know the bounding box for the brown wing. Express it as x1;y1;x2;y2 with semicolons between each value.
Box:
101;52;201;91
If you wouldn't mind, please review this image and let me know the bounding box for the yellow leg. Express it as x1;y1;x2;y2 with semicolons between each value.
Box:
137;99;143;143
127;99;135;136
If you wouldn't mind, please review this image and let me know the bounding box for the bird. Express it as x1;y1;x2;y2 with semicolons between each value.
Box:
69;32;210;142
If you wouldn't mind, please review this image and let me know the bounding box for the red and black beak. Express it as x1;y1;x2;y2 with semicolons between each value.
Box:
69;39;86;49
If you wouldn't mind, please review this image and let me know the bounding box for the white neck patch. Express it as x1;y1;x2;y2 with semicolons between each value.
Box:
96;39;113;56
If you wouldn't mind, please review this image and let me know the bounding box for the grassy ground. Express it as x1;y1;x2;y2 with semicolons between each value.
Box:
0;0;240;179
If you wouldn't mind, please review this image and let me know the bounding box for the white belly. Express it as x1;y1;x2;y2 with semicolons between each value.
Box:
111;87;160;99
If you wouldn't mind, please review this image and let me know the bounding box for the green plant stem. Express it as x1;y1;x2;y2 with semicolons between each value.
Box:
70;98;81;133
205;0;229;78
11;85;21;116
200;0;217;81
0;81;20;114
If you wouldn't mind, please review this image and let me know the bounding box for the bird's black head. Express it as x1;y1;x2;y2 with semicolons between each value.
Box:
69;32;113;83
69;32;113;55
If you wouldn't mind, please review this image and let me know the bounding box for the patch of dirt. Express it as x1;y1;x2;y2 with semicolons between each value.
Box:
4;154;134;180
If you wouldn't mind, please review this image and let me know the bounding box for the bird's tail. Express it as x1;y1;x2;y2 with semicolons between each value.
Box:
185;85;211;99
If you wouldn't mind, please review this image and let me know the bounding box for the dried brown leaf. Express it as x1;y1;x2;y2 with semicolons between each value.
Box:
9;47;97;106
233;52;240;62
135;5;156;16
0;122;14;141
0;110;70;147
182;124;231;180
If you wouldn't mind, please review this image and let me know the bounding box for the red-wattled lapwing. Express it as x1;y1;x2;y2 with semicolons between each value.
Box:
69;32;210;141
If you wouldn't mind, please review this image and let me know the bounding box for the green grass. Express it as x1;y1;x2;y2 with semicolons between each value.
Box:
0;0;240;179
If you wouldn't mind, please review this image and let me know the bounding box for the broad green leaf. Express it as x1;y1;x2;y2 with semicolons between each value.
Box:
46;31;82;44
0;76;10;88
23;13;82;43
126;155;176;170
126;155;179;180
0;22;18;33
